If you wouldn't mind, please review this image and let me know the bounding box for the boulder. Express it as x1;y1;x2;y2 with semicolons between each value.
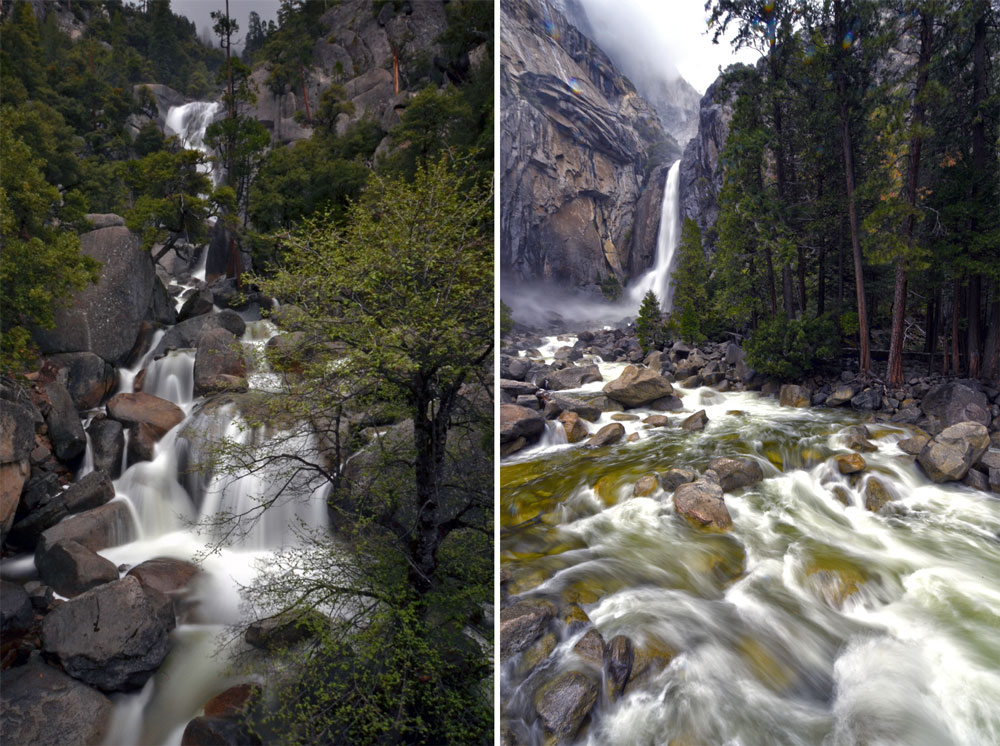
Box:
633;474;659;497
558;411;589;443
0;460;29;541
648;394;684;411
674;478;732;529
917;421;990;483
680;409;708;431
500;600;555;661
542;395;602;423
0;400;35;464
844;426;878;453
87;418;124;477
543;365;603;391
500;355;530;381
106;392;184;436
605;634;633;699
43;381;86;462
516;394;541;409
40;576;173;692
602;365;674;407
7;470;115;546
963;468;989;492
835;453;866;474
85;213;125;229
850;388;881;411
500;404;546;445
897;434;929;456
864;477;895;512
35;539;119;598
921;381;990;433
180;716;261;746
245;610;324;650
779;384;810;408
177;288;215;322
573;628;605;665
32;225;156;365
534;671;599;743
0;580;33;635
587;422;625;447
500;379;539;398
825;383;858;407
643;414;670;427
0;658;112;746
44;352;117;410
36;501;135;560
150;310;246;359
203;683;262;717
659;467;697;492
706;457;764;491
126;557;199;598
193;328;247;396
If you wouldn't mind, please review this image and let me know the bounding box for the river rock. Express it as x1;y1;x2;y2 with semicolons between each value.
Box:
88;418;124;477
659;467;697;491
573;628;606;665
500;600;555;661
150;309;246;359
544;365;603;391
44;352;117;410
605;634;634;700
648;394;684;411
126;557;199;598
963;468;990;492
835;453;867;474
193;328;248;397
7;471;115;546
558;410;589;443
707;457;764;491
180;716;261;746
779;384;811;408
36;501;135;560
0;401;34;538
825;383;858;407
245;610;325;650
897;434;929;456
43;381;86;462
106;392;184;436
643;414;670;427
921;381;990;433
0;658;113;746
674;478;732;529
534;671;599;743
500;379;540;398
844;426;878;453
917;421;990;483
680;409;708;431
203;683;262;717
41;575;174;691
177;287;215;322
36;539;119;598
633;473;659;496
0;580;33;635
587;422;625;447
864;477;895;512
500;404;546;447
500;355;530;381
603;365;674;408
542;395;602;422
850;388;881;411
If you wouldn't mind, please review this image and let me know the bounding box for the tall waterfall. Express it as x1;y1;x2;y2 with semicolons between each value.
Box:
164;101;222;183
627;159;682;310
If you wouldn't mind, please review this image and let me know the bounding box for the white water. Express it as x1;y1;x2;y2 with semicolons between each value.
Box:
627;159;682;310
501;349;1000;745
164;101;222;183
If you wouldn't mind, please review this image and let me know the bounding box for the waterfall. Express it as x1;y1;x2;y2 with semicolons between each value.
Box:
163;101;222;183
627;159;682;311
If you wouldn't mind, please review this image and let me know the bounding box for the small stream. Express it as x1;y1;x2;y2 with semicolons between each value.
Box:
501;337;1000;746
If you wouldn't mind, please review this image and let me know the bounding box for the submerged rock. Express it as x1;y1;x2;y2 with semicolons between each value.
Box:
674;478;732;530
864;477;895;512
534;671;599;743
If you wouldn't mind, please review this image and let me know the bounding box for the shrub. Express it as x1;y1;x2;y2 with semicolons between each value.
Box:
745;314;839;380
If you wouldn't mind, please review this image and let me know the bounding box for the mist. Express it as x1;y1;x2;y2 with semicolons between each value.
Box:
501;276;645;334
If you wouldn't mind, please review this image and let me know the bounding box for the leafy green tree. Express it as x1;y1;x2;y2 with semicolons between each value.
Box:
744;314;838;381
669;218;713;343
0;129;100;372
635;290;665;354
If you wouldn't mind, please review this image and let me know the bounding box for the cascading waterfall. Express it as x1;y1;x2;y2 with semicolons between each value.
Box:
164;101;221;182
500;338;1000;746
627;159;681;311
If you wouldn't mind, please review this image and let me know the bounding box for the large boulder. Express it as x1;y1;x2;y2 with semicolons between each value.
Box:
544;365;603;391
707;457;764;492
920;381;990;433
126;557;199;598
674;478;732;529
43;381;86;462
36;501;135;560
193;328;248;396
150;309;246;358
500;600;555;661
7;470;115;547
534;671;599;743
586;422;625;447
177;287;215;322
0;400;34;539
0;658;113;746
40;575;174;692
558;410;589;443
603;365;674;407
106;392;184;436
0;580;33;635
917;421;990;483
779;384;811;408
44;353;117;410
32;225;157;366
180;716;261;746
87;418;124;477
35;539;119;598
542;394;602;422
500;404;546;445
244;610;324;650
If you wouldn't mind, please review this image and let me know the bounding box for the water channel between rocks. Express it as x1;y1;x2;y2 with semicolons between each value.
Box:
501;336;1000;746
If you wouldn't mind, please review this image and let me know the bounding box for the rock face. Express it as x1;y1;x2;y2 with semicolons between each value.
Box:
679;78;735;254
673;478;732;529
500;0;670;292
917;421;990;483
1;658;113;746
32;225;166;366
603;365;674;407
40;576;174;692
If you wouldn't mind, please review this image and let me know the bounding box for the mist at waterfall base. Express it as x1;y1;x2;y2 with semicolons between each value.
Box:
504;161;682;333
501;343;1000;746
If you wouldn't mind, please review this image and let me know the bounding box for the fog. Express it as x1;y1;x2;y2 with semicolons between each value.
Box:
501;276;646;334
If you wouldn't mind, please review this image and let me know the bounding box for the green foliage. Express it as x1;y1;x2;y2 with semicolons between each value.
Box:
668;218;715;343
635;290;666;354
745;314;839;381
599;275;622;300
0;128;99;372
500;300;514;338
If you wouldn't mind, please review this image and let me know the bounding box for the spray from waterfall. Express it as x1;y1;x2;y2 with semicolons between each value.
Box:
627;159;681;310
164;101;222;183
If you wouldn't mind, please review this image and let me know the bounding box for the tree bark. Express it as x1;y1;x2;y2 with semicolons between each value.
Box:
299;64;312;124
967;6;987;378
983;295;1000;381
952;278;961;375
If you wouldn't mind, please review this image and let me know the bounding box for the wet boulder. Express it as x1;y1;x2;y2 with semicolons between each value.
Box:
87;418;124;477
0;658;113;746
106;392;184;437
177;287;215;322
193;328;248;397
897;434;929;456
500;404;545;455
558;411;589;443
500;600;555;661
843;426;878;453
0;580;33;635
605;635;634;700
44;352;117;410
643;414;670;427
603;365;675;408
659;467;698;492
534;671;599;743
544;365;603;391
917;421;990;483
779;384;811;408
126;557;199;598
7;471;115;547
633;473;659;496
150;309;246;358
921;381;990;433
542;394;602;422
586;422;625;447
864;476;895;512
835;453;867;474
707;457;764;492
825;383;858;407
35;539;119;598
680;409;709;431
40;576;173;692
36;501;135;560
180;716;261;746
573;628;606;665
648;394;684;411
43;381;86;462
674;478;732;530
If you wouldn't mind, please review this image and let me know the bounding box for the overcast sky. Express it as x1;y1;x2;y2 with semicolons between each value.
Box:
171;0;280;51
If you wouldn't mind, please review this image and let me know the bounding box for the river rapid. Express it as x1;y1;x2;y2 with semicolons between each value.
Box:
501;336;1000;746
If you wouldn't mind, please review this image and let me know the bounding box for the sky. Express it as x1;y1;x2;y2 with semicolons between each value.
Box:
171;0;280;51
573;0;762;94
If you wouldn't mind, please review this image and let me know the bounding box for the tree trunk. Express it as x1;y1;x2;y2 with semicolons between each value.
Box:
983;295;1000;381
393;49;400;95
952;278;961;375
817;242;826;316
782;265;795;318
968;275;982;377
967;7;987;378
299;64;312;124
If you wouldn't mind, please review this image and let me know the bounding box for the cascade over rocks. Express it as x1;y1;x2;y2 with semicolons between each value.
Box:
193;327;248;396
544;364;603;391
150;309;246;359
35;539;119;598
7;470;115;547
36;500;135;561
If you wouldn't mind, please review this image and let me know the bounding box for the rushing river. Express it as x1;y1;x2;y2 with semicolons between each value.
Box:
501;337;1000;746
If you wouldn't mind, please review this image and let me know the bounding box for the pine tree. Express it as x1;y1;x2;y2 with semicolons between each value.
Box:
635;290;664;354
669;218;712;344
